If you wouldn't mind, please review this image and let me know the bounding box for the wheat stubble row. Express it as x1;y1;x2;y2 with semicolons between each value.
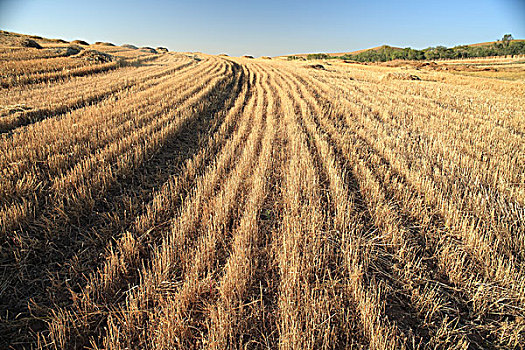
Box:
283;61;524;348
0;56;226;233
0;55;243;346
1;53;524;349
0;54;194;131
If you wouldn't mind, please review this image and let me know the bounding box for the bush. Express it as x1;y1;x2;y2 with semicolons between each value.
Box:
140;47;158;54
382;72;421;81
71;40;89;45
307;64;326;70
19;38;42;49
64;45;83;56
341;38;525;63
95;42;115;46
307;53;330;60
75;50;113;63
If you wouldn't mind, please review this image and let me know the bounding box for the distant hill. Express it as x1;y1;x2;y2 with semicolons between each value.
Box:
280;45;403;58
0;30;70;46
281;39;525;62
333;45;403;56
278;39;525;58
0;30;141;50
467;40;525;47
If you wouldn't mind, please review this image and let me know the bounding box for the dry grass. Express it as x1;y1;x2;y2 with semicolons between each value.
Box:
1;36;524;349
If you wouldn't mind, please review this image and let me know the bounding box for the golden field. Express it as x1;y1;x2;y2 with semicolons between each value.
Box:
1;32;524;349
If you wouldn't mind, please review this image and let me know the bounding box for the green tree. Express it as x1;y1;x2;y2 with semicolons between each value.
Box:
501;34;514;47
307;53;330;60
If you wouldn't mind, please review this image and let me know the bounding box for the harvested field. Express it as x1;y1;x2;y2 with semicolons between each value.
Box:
1;43;524;350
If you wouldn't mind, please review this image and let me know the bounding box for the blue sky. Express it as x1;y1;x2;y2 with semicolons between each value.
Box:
1;0;524;56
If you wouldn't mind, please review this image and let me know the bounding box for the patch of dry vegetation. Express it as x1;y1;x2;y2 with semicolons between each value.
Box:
381;72;421;80
1;33;524;349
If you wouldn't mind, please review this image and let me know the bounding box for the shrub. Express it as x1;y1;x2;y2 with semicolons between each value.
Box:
71;40;89;45
19;38;42;49
307;53;330;60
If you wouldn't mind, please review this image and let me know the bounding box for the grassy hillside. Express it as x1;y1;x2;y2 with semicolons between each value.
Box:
283;39;525;62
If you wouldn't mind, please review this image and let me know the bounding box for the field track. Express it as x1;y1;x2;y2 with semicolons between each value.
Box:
1;50;524;349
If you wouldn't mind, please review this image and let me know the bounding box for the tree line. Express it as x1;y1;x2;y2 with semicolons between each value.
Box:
289;34;525;62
